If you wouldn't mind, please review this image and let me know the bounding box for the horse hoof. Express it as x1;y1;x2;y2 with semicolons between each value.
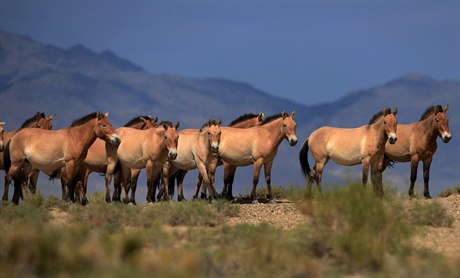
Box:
81;197;89;206
424;194;432;199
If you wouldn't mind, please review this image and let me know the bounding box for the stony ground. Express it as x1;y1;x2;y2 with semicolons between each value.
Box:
225;194;460;261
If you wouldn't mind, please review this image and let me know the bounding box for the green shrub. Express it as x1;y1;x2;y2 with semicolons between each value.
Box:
408;200;454;227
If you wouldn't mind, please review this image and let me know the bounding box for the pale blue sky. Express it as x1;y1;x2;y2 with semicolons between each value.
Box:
1;0;459;105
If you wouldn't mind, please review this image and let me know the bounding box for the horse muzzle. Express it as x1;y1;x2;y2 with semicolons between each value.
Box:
169;150;178;160
288;136;298;146
388;133;397;144
109;135;121;146
210;143;219;153
441;132;452;143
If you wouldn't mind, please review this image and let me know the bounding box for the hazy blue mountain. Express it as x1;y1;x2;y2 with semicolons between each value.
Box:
1;30;458;201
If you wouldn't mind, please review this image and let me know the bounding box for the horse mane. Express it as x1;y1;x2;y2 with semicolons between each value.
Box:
124;115;153;127
368;108;391;125
19;112;45;128
420;105;443;121
70;112;100;127
261;113;283;125
200;119;221;131
158;121;173;127
229;113;259;126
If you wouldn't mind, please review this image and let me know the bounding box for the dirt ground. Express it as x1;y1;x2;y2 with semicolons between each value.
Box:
225;194;460;261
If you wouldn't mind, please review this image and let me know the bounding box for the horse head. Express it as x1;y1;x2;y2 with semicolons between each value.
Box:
282;111;298;146
95;112;121;146
141;115;159;129
383;107;398;144
206;119;222;153
434;105;451;143
162;122;180;160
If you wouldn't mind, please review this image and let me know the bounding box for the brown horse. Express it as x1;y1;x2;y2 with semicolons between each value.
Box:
1;112;55;200
161;119;222;201
71;115;158;202
106;121;179;204
3;112;120;205
208;112;297;203
383;105;451;199
190;112;265;200
299;108;398;197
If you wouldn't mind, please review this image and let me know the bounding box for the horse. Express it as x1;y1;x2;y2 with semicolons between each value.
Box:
207;112;297;203
106;121;179;204
161;119;222;201
299;108;398;197
188;112;265;200
0;121;5;152
3;112;120;205
1;112;55;201
383;105;451;199
70;115;158;202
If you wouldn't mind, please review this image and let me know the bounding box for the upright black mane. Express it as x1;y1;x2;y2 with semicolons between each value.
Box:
20;112;45;128
420;105;443;121
261;113;283;125
200;119;221;131
70;112;100;127
158;120;173;128
368;108;392;125
124;115;154;127
229;113;259;126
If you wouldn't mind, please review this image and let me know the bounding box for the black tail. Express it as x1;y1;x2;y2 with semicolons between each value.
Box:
3;141;11;174
299;138;312;179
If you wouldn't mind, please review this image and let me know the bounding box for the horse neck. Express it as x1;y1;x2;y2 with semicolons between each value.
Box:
259;118;284;146
69;119;98;150
151;127;167;147
370;119;388;145
418;115;437;142
127;122;145;130
232;119;258;128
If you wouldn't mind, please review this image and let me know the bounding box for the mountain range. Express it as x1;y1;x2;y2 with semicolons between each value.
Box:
0;30;458;201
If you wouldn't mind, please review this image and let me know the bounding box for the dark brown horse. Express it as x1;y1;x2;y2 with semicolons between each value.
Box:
3;112;120;205
299;108;398;197
1;112;55;201
383;105;451;198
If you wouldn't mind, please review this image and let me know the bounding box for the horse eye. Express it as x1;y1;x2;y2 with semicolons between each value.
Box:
384;121;387;125
283;124;287;128
102;124;107;128
37;125;41;128
164;136;168;140
436;119;440;123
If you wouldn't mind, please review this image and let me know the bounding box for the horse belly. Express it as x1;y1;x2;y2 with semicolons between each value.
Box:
24;147;65;175
171;154;197;170
328;147;362;166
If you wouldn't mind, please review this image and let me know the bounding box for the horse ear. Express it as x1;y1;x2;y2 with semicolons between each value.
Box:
443;105;449;113
104;112;109;118
47;114;56;120
393;107;398;115
218;119;222;125
383;107;390;116
0;121;5;126
258;112;264;121
291;111;296;118
282;111;288;119
154;117;158;123
162;123;169;130
175;122;180;130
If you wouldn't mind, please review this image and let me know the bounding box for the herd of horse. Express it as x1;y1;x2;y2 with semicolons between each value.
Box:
0;104;451;205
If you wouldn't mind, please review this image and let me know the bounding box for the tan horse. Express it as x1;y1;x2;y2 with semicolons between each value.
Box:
299;108;398;197
71;115;158;202
190;112;265;200
106;121;179;204
0;121;5;152
208;112;297;203
2;112;55;201
161;119;222;201
3;112;120;205
383;105;451;199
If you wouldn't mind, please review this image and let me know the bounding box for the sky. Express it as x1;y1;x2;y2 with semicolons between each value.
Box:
0;0;459;106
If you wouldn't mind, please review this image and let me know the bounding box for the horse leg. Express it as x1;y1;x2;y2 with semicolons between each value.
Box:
223;164;237;200
197;162;215;202
408;156;420;198
264;160;275;204
192;173;203;199
310;159;327;197
176;169;188;201
3;175;11;201
28;169;39;195
422;157;433;199
370;163;384;197
250;159;264;204
361;157;370;186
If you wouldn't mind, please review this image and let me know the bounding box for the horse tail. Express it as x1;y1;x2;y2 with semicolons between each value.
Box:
3;141;11;174
299;138;312;179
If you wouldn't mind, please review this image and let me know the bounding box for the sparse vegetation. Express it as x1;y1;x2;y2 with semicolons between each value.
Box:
1;183;459;277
